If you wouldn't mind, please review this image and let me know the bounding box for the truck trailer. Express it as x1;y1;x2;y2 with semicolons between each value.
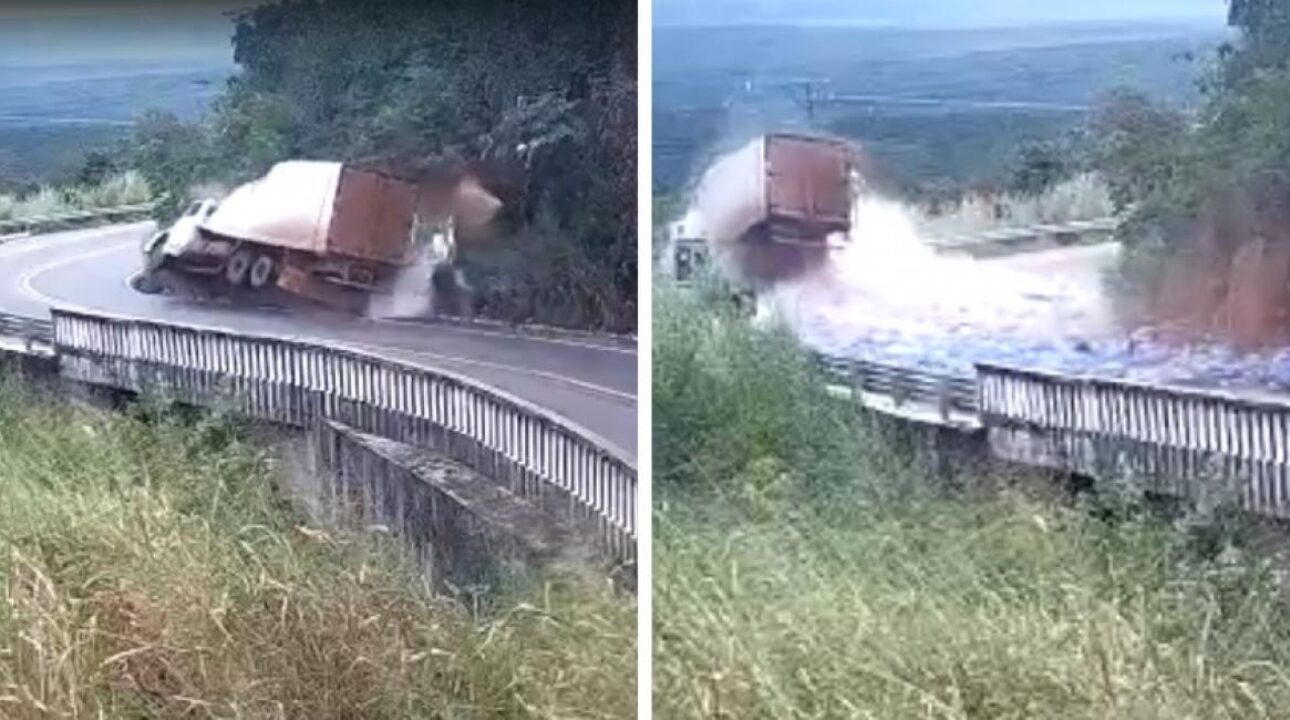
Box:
137;160;471;313
692;132;856;285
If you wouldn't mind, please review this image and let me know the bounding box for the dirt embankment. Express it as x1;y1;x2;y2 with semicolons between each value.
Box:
1150;189;1290;348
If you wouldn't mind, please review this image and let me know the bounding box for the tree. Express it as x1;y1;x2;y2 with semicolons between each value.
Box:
75;150;119;187
1093;1;1290;340
128;111;217;224
1007;141;1072;197
127;0;636;331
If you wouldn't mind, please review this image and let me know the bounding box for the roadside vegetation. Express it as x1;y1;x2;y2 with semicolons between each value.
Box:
654;289;1290;718
917;172;1114;237
0;171;151;225
0;380;634;719
107;0;636;332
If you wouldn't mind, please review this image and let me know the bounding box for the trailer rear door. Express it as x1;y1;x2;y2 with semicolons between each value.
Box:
327;167;418;265
765;135;851;232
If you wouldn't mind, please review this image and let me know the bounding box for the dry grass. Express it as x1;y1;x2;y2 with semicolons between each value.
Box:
0;383;635;718
919;172;1114;237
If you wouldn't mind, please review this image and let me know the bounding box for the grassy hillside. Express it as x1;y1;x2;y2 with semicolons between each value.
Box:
0;381;635;719
654;290;1290;718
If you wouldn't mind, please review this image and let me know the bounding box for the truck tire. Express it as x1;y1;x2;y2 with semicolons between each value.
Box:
226;249;254;286
249;254;277;290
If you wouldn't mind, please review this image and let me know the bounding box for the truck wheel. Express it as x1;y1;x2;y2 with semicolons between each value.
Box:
226;249;253;286
249;254;277;290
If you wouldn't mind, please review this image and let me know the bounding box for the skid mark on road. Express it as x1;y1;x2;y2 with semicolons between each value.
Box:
371;346;636;404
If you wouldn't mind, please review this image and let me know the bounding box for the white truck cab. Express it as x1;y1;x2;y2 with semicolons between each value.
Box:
143;199;218;269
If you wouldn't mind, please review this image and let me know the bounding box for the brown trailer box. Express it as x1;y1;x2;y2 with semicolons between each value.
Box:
327;165;418;265
693;133;855;285
763;133;852;238
693;133;853;247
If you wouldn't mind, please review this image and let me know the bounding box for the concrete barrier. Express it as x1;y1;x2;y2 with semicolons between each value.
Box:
50;307;637;566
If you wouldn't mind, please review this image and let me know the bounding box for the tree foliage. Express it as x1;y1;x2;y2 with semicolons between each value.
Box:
1092;1;1290;336
1007;140;1077;197
128;0;635;331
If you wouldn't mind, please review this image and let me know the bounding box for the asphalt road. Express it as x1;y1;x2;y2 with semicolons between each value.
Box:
0;223;637;460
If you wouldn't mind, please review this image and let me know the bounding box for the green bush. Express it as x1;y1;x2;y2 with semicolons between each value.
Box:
653;288;881;506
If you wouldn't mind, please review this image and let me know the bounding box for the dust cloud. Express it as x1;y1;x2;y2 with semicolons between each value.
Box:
366;229;450;320
753;196;1114;353
683;141;1290;392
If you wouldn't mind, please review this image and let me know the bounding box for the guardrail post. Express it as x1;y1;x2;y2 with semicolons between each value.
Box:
936;377;951;423
892;369;909;407
44;307;637;567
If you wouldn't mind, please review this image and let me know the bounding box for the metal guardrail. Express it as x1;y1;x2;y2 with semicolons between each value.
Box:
0;201;156;238
926;216;1121;250
978;362;1290;518
819;354;978;418
978;362;1290;465
51;308;636;562
0;312;53;346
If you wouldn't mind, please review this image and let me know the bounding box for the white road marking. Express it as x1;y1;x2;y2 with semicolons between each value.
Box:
18;240;133;316
13;229;637;403
372;346;636;404
370;317;638;355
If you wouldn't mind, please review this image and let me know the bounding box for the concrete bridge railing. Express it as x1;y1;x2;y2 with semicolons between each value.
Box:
0;313;53;346
979;363;1290;464
978;363;1290;518
50;308;637;562
812;350;1290;518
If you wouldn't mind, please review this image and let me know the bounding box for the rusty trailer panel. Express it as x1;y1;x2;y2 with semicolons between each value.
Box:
764;133;852;233
327;166;418;265
692;133;854;249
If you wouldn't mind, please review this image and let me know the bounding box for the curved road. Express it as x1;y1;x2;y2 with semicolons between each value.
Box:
0;223;637;460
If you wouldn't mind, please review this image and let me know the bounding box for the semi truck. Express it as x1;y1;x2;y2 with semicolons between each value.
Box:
687;132;857;286
135;160;494;314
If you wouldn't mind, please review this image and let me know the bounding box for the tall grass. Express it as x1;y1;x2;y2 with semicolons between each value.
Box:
654;290;1290;718
0;381;635;718
0;171;151;223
